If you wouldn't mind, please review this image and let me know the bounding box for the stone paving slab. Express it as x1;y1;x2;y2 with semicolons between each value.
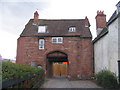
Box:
40;77;101;88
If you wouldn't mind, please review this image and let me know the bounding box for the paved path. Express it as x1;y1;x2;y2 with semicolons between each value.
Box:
40;76;101;88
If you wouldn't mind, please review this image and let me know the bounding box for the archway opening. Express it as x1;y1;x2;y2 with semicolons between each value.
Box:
46;51;68;78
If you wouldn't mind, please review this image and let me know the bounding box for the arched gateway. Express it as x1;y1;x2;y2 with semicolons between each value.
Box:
46;51;68;78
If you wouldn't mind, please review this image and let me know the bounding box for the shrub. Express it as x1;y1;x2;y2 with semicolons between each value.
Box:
95;70;119;88
2;61;43;81
2;61;45;88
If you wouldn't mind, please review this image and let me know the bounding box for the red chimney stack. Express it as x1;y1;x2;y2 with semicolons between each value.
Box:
96;10;106;35
33;11;39;24
85;16;90;27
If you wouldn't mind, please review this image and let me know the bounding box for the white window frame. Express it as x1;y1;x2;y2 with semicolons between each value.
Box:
39;39;44;49
38;26;47;33
52;37;63;43
69;27;76;32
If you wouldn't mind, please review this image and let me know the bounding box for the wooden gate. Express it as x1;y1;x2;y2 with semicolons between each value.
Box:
53;63;67;76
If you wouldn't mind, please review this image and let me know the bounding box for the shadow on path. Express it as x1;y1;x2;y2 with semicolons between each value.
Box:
40;76;101;88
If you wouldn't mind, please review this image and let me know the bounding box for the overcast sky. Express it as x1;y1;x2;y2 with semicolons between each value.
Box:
0;0;119;59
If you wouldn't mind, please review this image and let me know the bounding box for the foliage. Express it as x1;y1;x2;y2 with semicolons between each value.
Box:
95;70;119;88
0;61;2;81
2;61;45;88
2;61;43;81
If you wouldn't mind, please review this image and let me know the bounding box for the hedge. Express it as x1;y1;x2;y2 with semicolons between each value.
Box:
95;70;119;88
2;61;45;88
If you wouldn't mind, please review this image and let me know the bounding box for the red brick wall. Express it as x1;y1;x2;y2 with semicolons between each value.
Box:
16;36;93;79
79;39;93;79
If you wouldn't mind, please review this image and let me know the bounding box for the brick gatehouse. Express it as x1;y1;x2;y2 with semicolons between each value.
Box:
16;11;93;80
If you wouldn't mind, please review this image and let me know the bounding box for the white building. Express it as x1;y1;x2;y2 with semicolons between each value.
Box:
93;1;120;76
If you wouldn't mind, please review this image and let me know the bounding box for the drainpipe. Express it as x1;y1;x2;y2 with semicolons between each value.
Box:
118;60;120;83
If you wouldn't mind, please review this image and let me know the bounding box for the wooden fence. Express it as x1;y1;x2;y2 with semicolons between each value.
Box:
2;70;44;88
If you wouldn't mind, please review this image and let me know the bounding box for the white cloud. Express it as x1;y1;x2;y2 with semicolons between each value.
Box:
0;30;18;59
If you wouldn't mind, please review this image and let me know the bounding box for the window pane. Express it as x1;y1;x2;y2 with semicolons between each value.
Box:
58;38;62;43
40;45;43;48
40;40;44;45
52;38;57;43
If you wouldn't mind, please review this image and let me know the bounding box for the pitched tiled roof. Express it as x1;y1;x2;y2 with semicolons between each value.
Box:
107;11;118;25
20;19;92;38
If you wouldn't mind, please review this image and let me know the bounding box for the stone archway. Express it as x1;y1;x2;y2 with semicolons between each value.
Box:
46;51;68;78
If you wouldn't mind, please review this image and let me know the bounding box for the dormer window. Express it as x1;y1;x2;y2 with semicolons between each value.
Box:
38;26;47;33
69;27;76;32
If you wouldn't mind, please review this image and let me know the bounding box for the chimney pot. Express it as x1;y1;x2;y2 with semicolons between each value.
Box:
97;10;105;15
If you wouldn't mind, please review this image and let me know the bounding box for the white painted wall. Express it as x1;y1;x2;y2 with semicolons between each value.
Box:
108;18;118;75
94;17;119;76
118;16;120;60
94;33;109;73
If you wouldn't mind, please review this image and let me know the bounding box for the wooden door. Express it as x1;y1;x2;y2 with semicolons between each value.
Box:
53;63;67;76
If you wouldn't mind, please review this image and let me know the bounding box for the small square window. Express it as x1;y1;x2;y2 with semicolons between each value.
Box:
58;38;62;43
38;26;47;33
69;27;76;32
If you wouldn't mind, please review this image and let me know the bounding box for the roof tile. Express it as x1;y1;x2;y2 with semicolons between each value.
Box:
20;19;92;38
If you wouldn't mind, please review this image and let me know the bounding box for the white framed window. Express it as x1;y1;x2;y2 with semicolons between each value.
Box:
39;39;44;49
38;26;47;33
69;27;76;32
52;37;63;43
